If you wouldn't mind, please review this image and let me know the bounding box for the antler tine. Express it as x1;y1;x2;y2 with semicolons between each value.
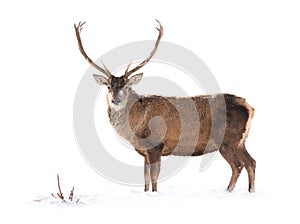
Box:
101;61;113;77
74;21;111;78
124;61;132;75
125;20;163;78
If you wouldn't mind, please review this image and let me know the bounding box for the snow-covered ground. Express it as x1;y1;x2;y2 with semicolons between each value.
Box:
5;151;299;224
1;1;300;224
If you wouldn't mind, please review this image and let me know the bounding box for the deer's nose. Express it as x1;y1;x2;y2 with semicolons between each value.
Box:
112;98;120;105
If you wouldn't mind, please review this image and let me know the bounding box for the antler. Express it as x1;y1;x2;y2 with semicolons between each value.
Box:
124;19;163;78
74;21;112;78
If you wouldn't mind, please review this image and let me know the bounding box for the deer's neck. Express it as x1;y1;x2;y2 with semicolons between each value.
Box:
107;89;140;132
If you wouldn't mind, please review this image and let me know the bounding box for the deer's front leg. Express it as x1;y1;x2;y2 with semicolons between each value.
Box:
148;149;162;192
150;161;161;192
144;156;150;192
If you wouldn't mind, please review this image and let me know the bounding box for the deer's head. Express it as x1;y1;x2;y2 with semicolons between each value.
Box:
74;20;163;109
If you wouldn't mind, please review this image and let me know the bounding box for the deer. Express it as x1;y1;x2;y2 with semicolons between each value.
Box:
74;20;256;193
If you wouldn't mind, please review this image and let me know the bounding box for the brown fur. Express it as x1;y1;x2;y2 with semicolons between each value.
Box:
108;90;256;192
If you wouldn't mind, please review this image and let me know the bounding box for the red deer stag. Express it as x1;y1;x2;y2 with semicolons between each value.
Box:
74;20;256;193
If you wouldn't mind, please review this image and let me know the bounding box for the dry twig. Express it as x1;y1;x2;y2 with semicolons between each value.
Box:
56;174;64;200
51;193;57;198
69;187;74;201
51;174;79;203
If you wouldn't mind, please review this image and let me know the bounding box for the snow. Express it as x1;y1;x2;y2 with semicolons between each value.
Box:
25;184;296;224
21;155;298;224
1;1;300;224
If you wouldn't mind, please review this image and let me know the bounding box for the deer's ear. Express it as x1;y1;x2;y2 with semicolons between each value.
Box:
93;74;109;86
127;73;143;86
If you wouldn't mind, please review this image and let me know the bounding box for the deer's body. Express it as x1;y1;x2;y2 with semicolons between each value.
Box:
109;91;253;157
107;89;255;192
75;20;256;193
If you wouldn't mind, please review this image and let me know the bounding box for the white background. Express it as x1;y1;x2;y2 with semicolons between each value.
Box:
1;0;299;223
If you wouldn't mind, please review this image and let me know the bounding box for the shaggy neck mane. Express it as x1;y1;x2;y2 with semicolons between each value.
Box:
107;88;140;126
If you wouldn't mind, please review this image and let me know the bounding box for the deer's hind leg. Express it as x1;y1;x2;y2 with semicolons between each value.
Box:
236;144;256;193
220;145;244;192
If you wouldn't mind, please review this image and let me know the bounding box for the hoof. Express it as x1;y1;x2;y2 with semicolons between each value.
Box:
227;186;234;193
248;188;255;193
